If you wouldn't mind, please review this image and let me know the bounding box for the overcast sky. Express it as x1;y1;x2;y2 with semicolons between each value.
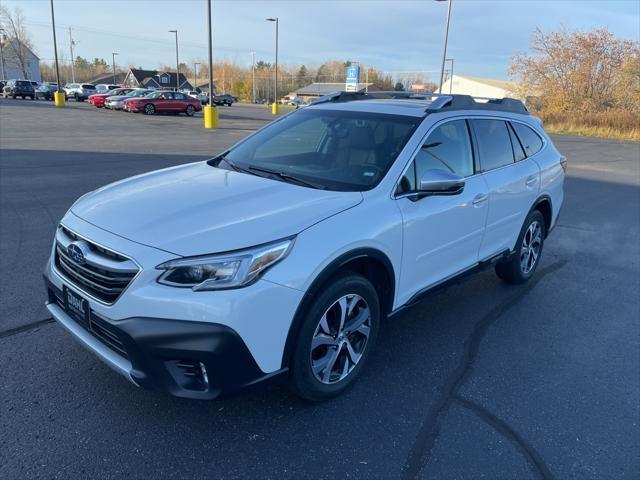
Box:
4;0;639;81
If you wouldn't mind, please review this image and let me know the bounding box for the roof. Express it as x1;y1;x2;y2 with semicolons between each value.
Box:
89;72;126;85
295;82;375;96
306;92;530;118
310;98;432;118
129;69;158;83
1;38;39;60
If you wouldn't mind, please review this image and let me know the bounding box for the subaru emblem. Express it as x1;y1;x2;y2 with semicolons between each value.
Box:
67;241;89;265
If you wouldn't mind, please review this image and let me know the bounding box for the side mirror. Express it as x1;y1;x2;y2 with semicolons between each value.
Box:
417;169;465;197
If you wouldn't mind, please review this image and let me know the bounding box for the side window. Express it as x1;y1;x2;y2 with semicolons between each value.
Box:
471;119;514;171
508;124;526;161
398;120;474;194
511;122;544;157
174;92;185;100
160;92;173;100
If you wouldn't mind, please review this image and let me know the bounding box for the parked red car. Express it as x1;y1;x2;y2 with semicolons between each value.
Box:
88;88;134;108
123;90;202;116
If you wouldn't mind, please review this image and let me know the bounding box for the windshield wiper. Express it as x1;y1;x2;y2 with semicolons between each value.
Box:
217;156;256;176
247;165;326;190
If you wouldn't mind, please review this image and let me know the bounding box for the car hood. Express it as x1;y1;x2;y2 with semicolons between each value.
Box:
71;161;363;257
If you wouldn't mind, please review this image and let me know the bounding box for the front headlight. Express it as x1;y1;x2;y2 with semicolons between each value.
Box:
156;238;294;291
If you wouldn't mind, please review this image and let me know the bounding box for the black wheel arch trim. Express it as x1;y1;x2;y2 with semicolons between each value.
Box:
530;194;553;237
280;247;395;369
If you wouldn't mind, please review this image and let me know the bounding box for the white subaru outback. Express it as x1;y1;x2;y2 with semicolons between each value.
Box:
44;92;565;401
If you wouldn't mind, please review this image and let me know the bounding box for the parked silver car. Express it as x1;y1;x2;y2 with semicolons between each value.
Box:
64;83;97;102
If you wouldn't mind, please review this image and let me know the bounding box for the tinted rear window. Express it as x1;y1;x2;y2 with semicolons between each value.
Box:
16;80;30;86
511;122;544;157
471;119;514;171
82;84;96;89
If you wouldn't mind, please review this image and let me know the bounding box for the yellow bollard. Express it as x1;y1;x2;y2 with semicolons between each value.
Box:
54;91;66;107
203;105;219;129
271;102;279;115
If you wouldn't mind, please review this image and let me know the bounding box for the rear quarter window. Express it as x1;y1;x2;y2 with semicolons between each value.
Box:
511;122;544;157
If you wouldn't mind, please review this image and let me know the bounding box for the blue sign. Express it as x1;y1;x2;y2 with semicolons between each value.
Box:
345;65;360;92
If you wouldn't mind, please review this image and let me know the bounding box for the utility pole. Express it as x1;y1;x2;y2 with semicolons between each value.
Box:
50;0;63;106
169;30;179;91
68;27;75;83
194;62;200;90
203;0;218;129
111;52;119;84
0;28;6;82
266;17;279;114
436;0;453;93
250;51;256;103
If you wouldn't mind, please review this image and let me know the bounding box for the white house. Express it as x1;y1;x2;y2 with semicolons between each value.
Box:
436;74;520;99
0;38;40;82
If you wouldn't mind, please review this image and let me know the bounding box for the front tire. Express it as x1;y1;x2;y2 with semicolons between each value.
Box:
495;210;545;284
290;272;380;401
144;103;155;115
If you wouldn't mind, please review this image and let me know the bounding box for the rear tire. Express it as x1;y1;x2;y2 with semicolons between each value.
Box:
495;210;546;284
186;104;195;116
289;272;380;401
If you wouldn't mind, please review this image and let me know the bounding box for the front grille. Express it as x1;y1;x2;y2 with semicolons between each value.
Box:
54;225;139;304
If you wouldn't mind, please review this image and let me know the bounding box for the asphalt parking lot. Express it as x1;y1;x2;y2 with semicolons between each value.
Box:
1;98;639;480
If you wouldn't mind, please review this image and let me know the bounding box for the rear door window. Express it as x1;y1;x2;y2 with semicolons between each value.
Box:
471;119;514;171
511;122;544;157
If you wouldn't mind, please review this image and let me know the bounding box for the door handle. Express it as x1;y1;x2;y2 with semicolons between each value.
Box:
472;193;488;205
526;175;538;187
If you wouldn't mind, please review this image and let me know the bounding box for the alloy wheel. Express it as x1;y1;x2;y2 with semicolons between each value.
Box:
144;104;155;115
310;294;371;385
520;220;542;274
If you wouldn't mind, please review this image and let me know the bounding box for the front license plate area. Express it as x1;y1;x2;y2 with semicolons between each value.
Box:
63;285;90;329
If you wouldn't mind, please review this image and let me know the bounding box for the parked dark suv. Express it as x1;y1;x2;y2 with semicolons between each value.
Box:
2;79;36;99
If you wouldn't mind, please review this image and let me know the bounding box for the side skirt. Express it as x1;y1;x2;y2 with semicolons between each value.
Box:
387;249;513;319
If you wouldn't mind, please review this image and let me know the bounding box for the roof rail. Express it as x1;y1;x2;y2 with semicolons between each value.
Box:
308;90;529;115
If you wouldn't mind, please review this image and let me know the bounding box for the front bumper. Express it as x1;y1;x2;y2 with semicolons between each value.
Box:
43;213;305;399
45;279;287;399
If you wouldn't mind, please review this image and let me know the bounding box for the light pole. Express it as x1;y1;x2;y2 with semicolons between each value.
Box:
446;58;454;94
168;29;179;91
203;0;218;129
194;62;200;90
111;52;119;84
49;0;64;106
250;51;256;103
266;17;278;114
436;0;452;93
0;28;6;82
68;27;76;83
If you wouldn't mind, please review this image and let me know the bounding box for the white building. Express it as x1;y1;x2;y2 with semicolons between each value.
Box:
0;38;41;82
436;74;520;99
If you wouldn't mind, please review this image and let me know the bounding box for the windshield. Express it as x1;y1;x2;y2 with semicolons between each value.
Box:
145;92;162;99
220;108;420;191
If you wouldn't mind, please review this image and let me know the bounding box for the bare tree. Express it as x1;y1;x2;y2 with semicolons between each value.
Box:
0;5;34;79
